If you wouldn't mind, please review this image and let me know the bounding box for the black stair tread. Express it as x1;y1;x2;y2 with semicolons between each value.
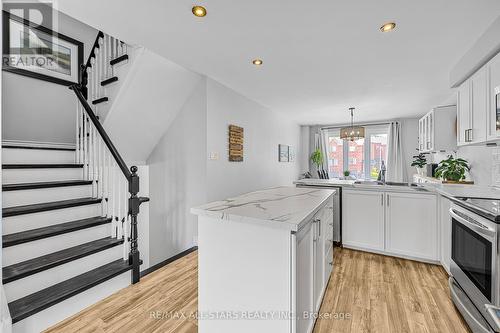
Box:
3;237;123;284
2;145;75;151
3;180;92;192
110;54;128;66
3;216;112;248
92;97;109;105
3;197;102;218
8;258;132;323
2;163;83;169
101;76;118;86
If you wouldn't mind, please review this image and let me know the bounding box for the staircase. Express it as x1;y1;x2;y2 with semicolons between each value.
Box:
2;31;148;332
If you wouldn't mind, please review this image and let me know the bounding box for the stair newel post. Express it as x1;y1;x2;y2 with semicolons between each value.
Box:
128;166;149;284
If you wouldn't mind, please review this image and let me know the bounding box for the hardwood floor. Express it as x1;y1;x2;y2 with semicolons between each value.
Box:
313;248;471;333
45;248;470;333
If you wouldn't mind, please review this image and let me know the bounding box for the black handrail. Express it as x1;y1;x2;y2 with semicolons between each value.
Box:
71;31;148;284
80;31;104;99
70;85;132;180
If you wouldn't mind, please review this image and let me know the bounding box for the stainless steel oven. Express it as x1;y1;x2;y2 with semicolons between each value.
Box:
450;204;499;332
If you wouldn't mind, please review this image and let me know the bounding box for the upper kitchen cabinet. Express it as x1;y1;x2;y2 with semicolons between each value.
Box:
457;66;488;145
418;105;457;152
488;52;500;140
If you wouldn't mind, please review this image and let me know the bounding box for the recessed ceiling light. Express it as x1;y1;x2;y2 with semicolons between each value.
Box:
192;6;207;17
380;22;396;32
252;59;263;66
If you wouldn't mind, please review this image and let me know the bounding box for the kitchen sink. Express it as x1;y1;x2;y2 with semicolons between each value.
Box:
385;181;410;187
353;180;384;185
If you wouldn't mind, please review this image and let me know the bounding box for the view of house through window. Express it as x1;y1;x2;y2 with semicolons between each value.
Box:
326;126;389;180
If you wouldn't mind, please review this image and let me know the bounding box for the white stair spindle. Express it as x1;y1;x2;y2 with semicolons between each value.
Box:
75;102;80;164
103;34;109;79
83;116;88;180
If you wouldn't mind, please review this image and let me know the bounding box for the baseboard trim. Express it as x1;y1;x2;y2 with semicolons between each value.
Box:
2;140;76;151
140;246;198;278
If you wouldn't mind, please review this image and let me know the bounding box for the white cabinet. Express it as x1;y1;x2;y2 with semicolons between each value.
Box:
418;106;457;152
457;80;471;145
470;67;488;143
297;201;333;333
385;192;438;261
342;190;385;251
342;189;438;262
313;217;324;312
488;52;500;140
296;220;314;333
457;66;488;145
438;195;452;274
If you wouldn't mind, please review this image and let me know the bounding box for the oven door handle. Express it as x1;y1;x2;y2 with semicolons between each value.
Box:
450;208;496;239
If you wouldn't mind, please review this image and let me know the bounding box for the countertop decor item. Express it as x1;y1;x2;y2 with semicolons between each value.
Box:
228;125;244;162
435;155;470;183
411;150;427;176
340;107;365;141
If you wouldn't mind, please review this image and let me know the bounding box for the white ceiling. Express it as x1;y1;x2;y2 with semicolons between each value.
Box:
57;0;500;125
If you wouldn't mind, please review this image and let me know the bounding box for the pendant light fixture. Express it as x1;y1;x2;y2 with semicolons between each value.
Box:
340;107;365;141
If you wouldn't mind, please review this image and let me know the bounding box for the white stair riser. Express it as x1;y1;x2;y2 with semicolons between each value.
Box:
3;168;84;183
3;204;103;234
3;223;111;266
5;245;123;301
12;272;130;333
2;148;75;164
3;185;93;207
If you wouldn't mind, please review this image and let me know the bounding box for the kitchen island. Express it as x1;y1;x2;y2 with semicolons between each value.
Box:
191;186;336;333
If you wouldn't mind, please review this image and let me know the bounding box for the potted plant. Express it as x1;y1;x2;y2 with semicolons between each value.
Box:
343;170;350;177
435;155;471;183
310;149;324;178
411;151;427;176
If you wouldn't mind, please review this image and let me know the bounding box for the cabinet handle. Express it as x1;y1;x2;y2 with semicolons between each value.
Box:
329;262;333;266
329;223;334;226
381;194;384;206
387;195;390;206
318;219;321;236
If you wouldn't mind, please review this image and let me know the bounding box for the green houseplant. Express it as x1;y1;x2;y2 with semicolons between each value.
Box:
411;151;427;176
343;170;350;177
435;155;470;182
310;149;323;169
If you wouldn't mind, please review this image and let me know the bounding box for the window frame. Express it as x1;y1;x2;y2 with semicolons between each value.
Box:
325;125;389;179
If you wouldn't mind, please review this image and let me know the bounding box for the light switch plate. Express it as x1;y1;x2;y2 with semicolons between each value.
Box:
209;152;219;160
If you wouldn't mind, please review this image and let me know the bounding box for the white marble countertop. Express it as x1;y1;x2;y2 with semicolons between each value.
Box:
294;178;500;198
191;186;336;231
294;178;431;194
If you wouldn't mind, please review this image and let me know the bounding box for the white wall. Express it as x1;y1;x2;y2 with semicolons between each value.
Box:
104;48;203;164
147;79;207;266
2;8;98;145
206;79;301;202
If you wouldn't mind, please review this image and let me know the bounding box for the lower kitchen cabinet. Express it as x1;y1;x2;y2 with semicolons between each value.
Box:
342;190;385;251
439;195;452;273
385;192;438;261
342;189;438;262
296;220;314;333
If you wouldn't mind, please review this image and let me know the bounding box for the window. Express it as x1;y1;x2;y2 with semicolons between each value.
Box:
348;138;364;179
326;126;389;180
369;133;388;180
327;136;343;178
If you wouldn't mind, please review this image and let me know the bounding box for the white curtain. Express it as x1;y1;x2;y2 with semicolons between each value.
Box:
313;129;329;178
387;121;407;182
